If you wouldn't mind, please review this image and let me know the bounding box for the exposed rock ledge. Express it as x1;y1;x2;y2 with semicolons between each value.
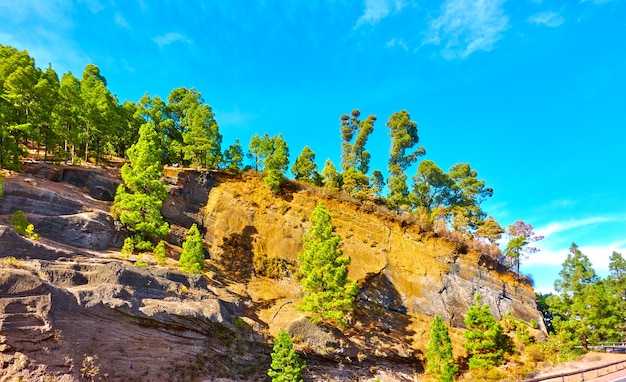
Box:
0;237;251;381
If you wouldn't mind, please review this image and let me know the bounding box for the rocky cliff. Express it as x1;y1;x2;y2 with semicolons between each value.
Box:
0;165;545;381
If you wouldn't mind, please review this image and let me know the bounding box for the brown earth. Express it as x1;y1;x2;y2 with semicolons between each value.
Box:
0;165;546;381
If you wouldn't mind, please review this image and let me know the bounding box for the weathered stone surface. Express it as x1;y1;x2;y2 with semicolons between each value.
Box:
0;225;71;260
29;212;119;250
195;171;545;330
0;258;251;381
23;164;121;201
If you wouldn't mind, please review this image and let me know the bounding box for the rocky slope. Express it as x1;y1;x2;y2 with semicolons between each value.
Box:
0;165;545;381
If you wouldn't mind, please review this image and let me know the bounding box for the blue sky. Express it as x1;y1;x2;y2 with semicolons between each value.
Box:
1;0;625;293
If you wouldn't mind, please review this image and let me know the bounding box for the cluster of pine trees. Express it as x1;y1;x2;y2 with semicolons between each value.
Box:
540;244;626;351
1;43;543;274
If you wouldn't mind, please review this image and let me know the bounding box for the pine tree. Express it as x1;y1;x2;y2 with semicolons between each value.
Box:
321;159;341;191
297;204;358;326
427;315;458;382
178;224;205;274
223;139;244;171
463;294;507;369
387;110;425;208
291;146;319;184
111;121;169;250
267;329;306;382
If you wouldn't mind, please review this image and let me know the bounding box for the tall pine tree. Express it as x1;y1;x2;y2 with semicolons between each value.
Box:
178;223;205;274
427;315;458;382
111;121;169;250
463;294;507;369
297;204;358;326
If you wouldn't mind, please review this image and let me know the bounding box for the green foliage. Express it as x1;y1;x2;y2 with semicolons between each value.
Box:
411;161;493;234
121;237;134;258
134;254;149;267
426;315;458;382
0;173;4;196
267;329;306;382
223;139;244;171
387;110;425;208
321;159;342;191
167;87;222;168
297;204;358;326
154;241;167;266
24;224;39;240
339;110;375;198
463;294;507;370
545;243;622;351
111;121;169;249
370;170;385;198
475;216;504;244
291;146;320;185
10;210;30;236
178;224;205;274
503;220;544;273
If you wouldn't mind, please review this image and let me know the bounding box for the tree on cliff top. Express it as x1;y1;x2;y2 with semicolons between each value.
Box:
297;203;358;326
178;223;205;274
267;329;306;382
387;110;425;208
111;121;169;250
427;315;458;382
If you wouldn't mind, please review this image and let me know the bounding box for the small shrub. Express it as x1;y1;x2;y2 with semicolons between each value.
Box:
80;354;100;380
153;241;167;266
233;316;247;331
254;253;295;279
530;319;539;329
10;210;30;236
121;237;134;258
25;224;39;240
134;254;149;267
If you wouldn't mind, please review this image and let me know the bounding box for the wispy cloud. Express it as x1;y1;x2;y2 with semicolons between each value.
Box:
386;37;409;51
114;13;131;30
152;33;193;49
423;0;510;59
535;216;610;238
527;11;564;27
355;0;405;28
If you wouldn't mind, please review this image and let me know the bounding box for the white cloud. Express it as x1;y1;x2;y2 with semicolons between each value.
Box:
526;11;564;27
355;0;405;28
114;13;131;30
534;216;610;238
152;33;193;49
386;37;409;51
423;0;510;59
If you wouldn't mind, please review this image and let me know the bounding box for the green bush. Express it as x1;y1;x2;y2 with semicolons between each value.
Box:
121;237;134;258
268;329;306;382
154;241;167;266
10;210;38;239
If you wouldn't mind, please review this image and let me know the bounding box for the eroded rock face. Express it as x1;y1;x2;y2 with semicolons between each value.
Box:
0;257;254;382
0;172;120;250
195;172;545;330
22;164;121;201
